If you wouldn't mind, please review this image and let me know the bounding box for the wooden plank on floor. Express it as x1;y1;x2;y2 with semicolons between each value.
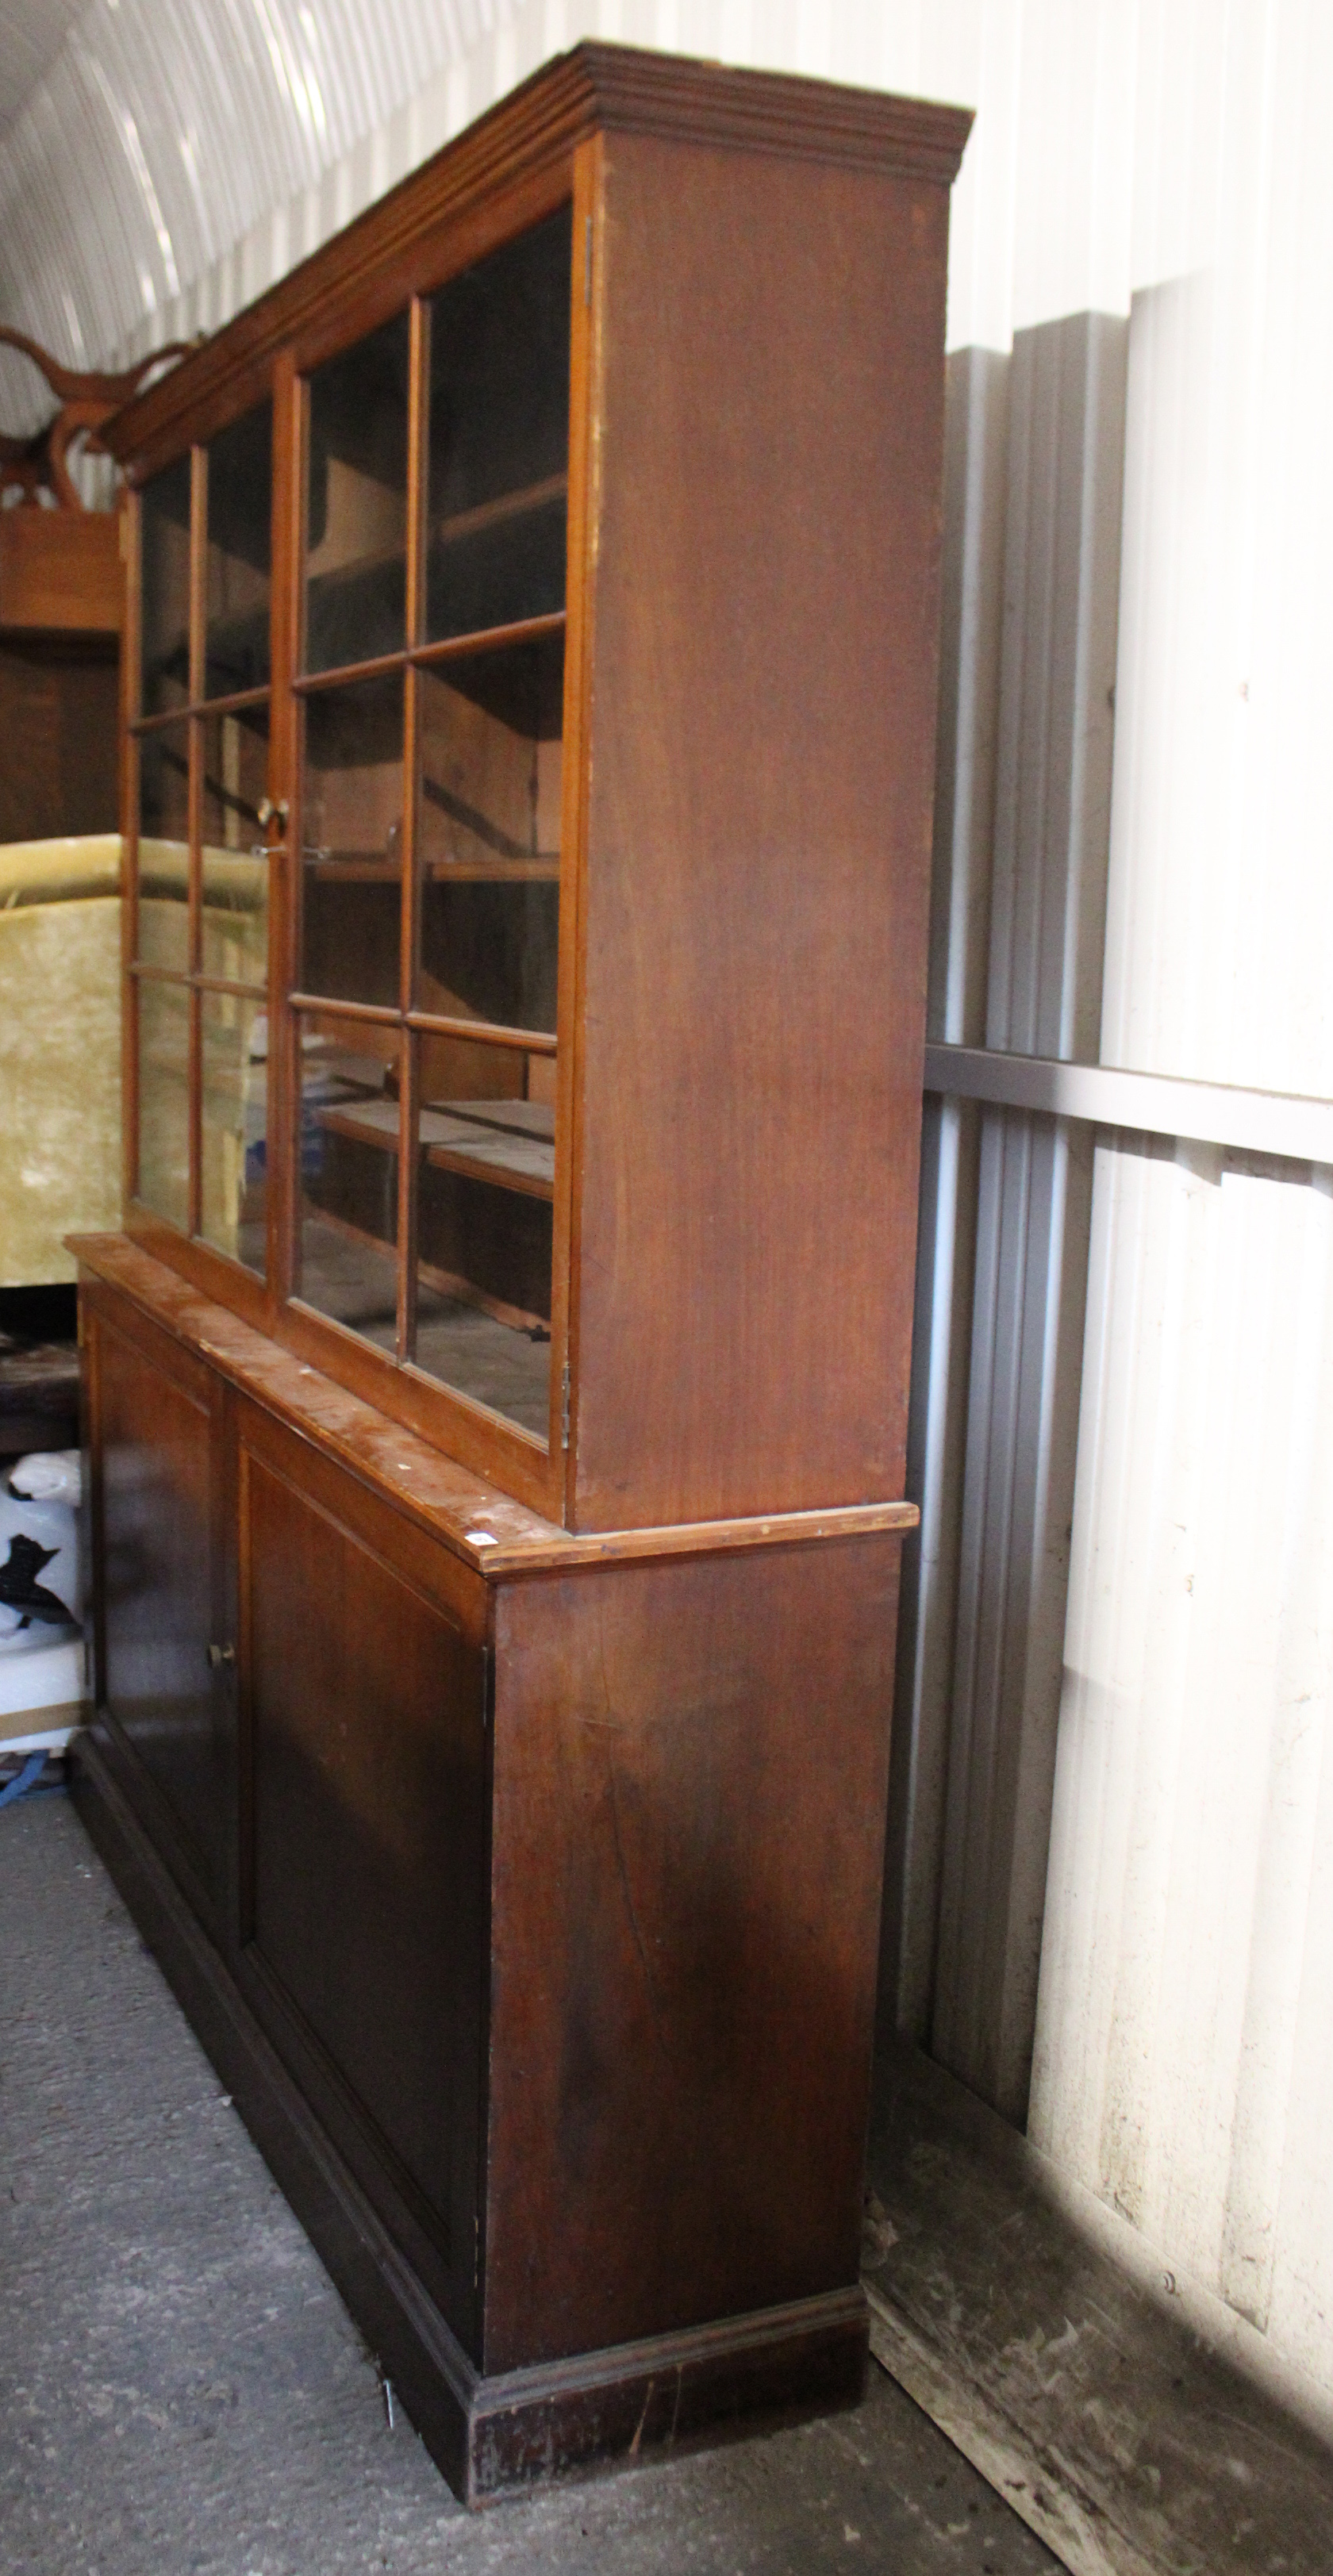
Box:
865;2282;1145;2576
863;2044;1333;2576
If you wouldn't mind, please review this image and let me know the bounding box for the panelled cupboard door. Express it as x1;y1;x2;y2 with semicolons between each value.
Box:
229;1395;489;2352
86;1292;230;1938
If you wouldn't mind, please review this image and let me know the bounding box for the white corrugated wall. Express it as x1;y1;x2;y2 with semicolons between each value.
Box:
1030;0;1333;2410
3;0;1331;2423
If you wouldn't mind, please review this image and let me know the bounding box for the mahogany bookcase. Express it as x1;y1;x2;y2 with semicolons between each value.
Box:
71;42;970;2501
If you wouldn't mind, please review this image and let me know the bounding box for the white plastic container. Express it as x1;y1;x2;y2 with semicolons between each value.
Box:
0;1452;85;1742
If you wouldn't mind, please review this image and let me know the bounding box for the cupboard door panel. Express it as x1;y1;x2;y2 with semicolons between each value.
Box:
91;1302;227;1930
235;1407;486;2345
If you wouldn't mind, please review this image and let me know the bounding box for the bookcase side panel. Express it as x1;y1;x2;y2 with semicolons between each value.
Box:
571;132;951;1530
482;1533;901;2373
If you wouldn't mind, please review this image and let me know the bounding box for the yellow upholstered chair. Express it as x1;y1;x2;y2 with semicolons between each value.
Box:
0;835;122;1284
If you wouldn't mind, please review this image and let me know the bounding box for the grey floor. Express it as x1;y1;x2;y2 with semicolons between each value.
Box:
863;2047;1333;2576
1;1789;1059;2576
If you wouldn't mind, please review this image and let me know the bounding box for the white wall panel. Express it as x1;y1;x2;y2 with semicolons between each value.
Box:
1031;1148;1333;2335
1103;25;1333;1100
1030;0;1333;2418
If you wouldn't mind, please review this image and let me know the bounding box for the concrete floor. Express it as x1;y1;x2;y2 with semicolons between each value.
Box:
1;1788;1059;2576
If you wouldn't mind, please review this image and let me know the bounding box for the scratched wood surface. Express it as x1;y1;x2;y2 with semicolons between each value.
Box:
74;1234;916;1576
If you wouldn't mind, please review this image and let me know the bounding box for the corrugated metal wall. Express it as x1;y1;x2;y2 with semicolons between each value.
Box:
3;0;1332;2421
883;310;1126;2125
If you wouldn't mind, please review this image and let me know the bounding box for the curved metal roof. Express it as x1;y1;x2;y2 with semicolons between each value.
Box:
0;0;512;431
0;0;87;137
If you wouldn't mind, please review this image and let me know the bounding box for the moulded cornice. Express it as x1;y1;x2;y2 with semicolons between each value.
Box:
102;40;971;474
577;40;972;182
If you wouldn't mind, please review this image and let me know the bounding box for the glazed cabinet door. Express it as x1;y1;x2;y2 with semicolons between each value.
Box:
132;409;274;1272
286;204;574;1499
83;1284;232;1940
229;1395;490;2355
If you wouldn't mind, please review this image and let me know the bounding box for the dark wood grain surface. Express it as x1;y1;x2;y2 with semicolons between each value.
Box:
76;40;965;2504
0;508;121;633
570;132;950;1529
483;1534;901;2371
75;1714;873;2499
0;640;118;841
86;1290;227;1932
102;51;962;1526
76;1250;899;2495
232;1394;486;2346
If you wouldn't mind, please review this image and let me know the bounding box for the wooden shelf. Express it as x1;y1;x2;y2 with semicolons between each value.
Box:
303;474;567;633
423;856;559;882
304;851;558;883
428;472;567;555
315;1093;555;1201
313;1096;398;1150
424;1141;553;1204
302;851;401;882
436;1100;554;1142
305;538;405;597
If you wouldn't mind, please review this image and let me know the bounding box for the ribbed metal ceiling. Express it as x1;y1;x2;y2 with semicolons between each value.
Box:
0;0;86;137
0;0;513;428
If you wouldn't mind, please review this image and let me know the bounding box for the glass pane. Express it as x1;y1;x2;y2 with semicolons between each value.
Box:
202;704;270;984
200;991;267;1275
301;673;403;1008
136;724;190;972
417;639;562;1032
413;1073;554;1438
297;1017;400;1353
305;310;409;674
136;977;190;1230
140;452;192;716
205;401;272;700
425;208;570;646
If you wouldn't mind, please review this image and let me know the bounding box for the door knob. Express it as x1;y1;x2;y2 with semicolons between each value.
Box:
206;1642;236;1668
